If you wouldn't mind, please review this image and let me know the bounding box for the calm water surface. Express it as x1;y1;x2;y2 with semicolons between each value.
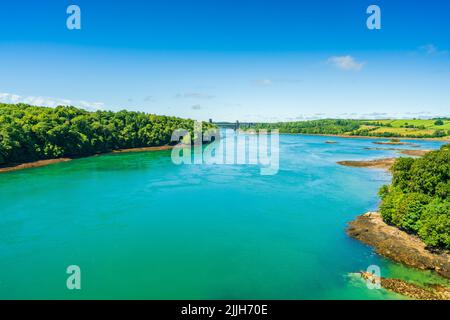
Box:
0;135;447;299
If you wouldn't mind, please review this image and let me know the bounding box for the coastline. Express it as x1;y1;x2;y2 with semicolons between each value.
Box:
399;149;432;156
0;145;175;174
279;132;450;142
0;158;72;174
337;148;433;171
348;213;450;300
112;145;175;153
364;148;432;156
342;146;450;299
337;158;396;170
357;271;450;300
347;212;450;279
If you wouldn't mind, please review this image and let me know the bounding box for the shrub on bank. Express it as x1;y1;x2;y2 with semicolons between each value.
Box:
379;144;450;250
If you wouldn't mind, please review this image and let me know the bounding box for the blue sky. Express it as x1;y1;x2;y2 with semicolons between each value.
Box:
0;0;449;121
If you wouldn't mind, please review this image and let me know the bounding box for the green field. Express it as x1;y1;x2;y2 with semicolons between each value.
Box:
243;118;450;139
352;119;450;139
364;119;450;130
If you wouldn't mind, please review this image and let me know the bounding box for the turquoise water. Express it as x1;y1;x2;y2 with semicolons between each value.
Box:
0;135;447;299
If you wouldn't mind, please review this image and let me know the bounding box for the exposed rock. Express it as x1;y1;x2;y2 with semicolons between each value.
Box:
364;147;403;151
373;141;419;146
348;212;450;279
364;147;432;157
112;145;174;153
358;271;450;300
337;158;396;170
399;149;432;156
0;158;72;174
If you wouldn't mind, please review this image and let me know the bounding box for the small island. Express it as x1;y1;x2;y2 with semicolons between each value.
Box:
337;158;396;170
399;149;432;156
372;139;418;146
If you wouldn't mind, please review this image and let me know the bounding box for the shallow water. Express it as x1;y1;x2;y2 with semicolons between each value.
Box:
0;135;447;299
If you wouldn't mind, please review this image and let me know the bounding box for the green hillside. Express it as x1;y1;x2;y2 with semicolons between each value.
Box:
243;118;450;139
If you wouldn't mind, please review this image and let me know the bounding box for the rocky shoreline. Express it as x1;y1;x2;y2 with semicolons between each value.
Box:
281;133;450;142
111;145;175;154
347;212;450;279
0;158;72;173
356;271;450;300
399;149;432;156
372;141;419;146
337;158;396;170
348;213;450;299
343;145;450;299
337;149;432;171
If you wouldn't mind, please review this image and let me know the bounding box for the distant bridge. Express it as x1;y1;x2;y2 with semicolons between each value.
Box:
209;119;255;130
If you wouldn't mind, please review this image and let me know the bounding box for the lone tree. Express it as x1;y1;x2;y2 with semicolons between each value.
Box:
434;119;444;126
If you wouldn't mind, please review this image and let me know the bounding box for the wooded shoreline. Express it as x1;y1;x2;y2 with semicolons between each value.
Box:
280;132;450;142
345;145;450;299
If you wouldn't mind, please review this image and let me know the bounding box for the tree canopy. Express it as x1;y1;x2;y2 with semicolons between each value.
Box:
379;144;450;249
242;119;361;135
0;103;213;166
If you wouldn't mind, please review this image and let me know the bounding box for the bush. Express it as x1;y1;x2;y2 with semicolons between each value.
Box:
379;188;403;225
379;189;431;232
378;185;390;198
434;119;444;126
436;181;450;200
391;157;415;191
418;200;450;249
397;193;431;232
379;144;450;249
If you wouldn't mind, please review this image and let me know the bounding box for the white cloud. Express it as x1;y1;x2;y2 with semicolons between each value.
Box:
190;104;203;110
239;111;450;123
0;92;105;111
419;44;447;56
175;92;214;99
327;55;365;71
254;79;273;86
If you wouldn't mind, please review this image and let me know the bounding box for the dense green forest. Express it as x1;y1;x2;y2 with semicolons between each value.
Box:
0;103;214;166
241;119;361;135
379;144;450;249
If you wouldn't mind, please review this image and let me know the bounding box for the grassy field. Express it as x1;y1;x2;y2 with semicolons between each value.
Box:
243;118;450;139
364;119;450;130
355;119;450;139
